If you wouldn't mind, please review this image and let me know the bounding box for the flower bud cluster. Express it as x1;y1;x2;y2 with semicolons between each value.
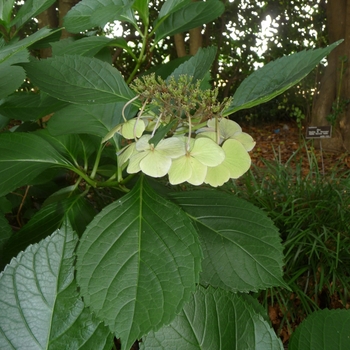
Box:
105;74;256;187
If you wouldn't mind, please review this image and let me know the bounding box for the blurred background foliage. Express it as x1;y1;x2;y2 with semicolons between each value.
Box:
7;0;328;126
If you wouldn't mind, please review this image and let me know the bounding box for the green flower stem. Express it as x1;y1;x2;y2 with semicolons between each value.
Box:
67;166;97;188
90;143;105;180
127;25;149;84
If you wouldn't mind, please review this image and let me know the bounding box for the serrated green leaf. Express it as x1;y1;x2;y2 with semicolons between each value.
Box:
77;176;202;350
22;55;136;104
0;64;26;99
47;101;138;137
0;92;68;121
158;0;192;19
51;36;127;57
64;0;134;33
0;223;113;349
169;190;287;292
289;309;350;350
0;132;72;197
142;285;283;350
0;27;60;64
155;0;224;42
0;194;96;269
168;46;217;83
223;40;343;115
10;0;56;29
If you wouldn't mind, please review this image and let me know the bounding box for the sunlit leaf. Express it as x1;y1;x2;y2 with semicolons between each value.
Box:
0;223;113;349
76;176;202;350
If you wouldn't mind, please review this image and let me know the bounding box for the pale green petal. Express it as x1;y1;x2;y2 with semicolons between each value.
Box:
222;139;251;179
121;119;145;139
117;142;136;167
136;134;152;151
205;163;231;187
191;138;225;167
168;156;192;185
196;131;217;142
219;118;242;139
156;137;187;159
233;132;256;151
207;118;216;129
187;157;207;186
127;150;148;174
140;150;172;177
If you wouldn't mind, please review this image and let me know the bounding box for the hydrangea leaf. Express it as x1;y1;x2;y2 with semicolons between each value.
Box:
142;285;283;350
169;190;287;292
289;309;350;350
0;223;113;350
76;176;202;350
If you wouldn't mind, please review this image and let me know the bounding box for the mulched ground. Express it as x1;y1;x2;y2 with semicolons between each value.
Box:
244;120;350;173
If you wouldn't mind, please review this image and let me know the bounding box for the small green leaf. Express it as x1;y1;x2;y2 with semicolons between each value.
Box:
289;309;350;350
10;0;56;29
155;0;224;42
77;176;202;350
170;190;287;292
223;40;343;115
148;119;177;147
0;132;72;197
22;55;136;104
142;285;283;350
0;223;113;349
169;46;217;83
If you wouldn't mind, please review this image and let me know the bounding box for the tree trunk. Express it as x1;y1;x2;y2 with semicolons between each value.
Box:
58;0;80;39
36;2;59;58
311;0;350;152
173;0;203;57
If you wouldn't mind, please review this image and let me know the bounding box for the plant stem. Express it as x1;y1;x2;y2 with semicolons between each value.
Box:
90;143;104;180
127;25;149;84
